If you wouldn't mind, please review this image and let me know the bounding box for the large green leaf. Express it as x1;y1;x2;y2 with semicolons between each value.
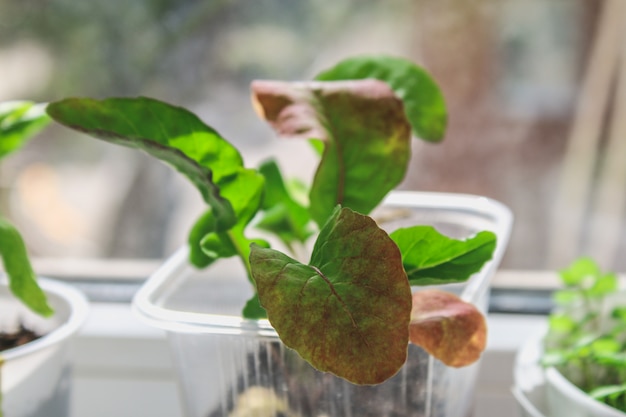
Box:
0;217;53;317
252;79;411;228
0;101;50;159
390;226;496;285
46;97;239;229
250;207;412;385
315;55;447;142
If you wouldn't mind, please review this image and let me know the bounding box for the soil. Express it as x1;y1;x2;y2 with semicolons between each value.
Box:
205;341;451;417
0;323;42;351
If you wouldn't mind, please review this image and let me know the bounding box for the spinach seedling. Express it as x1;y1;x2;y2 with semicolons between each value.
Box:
543;257;626;412
0;102;53;317
46;55;497;385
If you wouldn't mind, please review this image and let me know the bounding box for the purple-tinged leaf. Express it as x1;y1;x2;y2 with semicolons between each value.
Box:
252;79;411;228
250;207;412;385
409;289;486;367
315;55;447;142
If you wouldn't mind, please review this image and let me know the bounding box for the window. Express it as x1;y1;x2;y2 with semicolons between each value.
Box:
1;0;617;276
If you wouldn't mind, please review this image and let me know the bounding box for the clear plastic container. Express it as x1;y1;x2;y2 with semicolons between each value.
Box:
133;191;513;417
0;278;89;417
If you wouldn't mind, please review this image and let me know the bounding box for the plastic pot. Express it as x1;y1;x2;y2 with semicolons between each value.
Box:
513;331;626;417
134;191;513;417
0;278;89;417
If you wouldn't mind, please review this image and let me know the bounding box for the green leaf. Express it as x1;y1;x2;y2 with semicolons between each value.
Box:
250;207;412;385
195;169;266;271
548;314;577;333
552;289;581;305
612;307;626;322
595;352;626;367
252;79;411;227
588;272;618;297
0;101;50;159
315;55;447;142
220;169;266;227
256;160;313;246
590;337;621;355
572;334;598;352
590;384;626;401
242;293;267;319
559;257;600;286
188;209;224;268
389;226;496;285
46;97;240;229
541;351;569;367
0;217;53;317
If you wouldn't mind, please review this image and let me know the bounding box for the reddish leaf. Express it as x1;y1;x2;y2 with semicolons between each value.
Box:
409;289;487;367
251;79;411;227
250;207;412;385
314;55;447;142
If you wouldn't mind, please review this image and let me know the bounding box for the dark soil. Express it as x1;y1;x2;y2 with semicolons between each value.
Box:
206;341;449;417
0;323;42;351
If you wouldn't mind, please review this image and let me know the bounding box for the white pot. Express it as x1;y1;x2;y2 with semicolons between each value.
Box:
134;191;513;417
514;332;626;417
0;278;89;417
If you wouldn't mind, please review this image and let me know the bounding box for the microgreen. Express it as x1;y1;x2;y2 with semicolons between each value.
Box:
45;55;497;385
543;257;626;412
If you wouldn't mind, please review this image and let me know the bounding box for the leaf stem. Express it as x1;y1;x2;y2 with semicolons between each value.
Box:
225;229;254;284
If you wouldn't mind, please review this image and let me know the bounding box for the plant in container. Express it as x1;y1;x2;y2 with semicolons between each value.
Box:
0;102;89;417
43;55;513;416
514;258;626;417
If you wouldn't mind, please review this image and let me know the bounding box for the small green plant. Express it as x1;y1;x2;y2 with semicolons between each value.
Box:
0;102;53;318
543;257;626;412
18;55;496;385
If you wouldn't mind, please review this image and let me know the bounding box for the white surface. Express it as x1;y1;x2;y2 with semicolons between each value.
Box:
71;303;180;417
545;366;626;417
476;314;547;417
0;279;89;417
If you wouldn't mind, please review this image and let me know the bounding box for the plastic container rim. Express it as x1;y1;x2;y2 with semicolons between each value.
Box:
132;190;513;334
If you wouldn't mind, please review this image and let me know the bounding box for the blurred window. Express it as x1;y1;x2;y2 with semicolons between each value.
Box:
1;0;622;287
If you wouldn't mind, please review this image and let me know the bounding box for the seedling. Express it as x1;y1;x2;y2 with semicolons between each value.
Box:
543;257;626;412
38;55;494;385
0;102;53;318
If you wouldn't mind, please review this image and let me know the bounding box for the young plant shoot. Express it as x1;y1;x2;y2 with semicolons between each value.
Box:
543;257;626;412
0;102;53;317
45;55;497;385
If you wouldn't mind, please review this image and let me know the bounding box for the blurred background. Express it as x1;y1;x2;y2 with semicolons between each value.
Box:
1;0;623;272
